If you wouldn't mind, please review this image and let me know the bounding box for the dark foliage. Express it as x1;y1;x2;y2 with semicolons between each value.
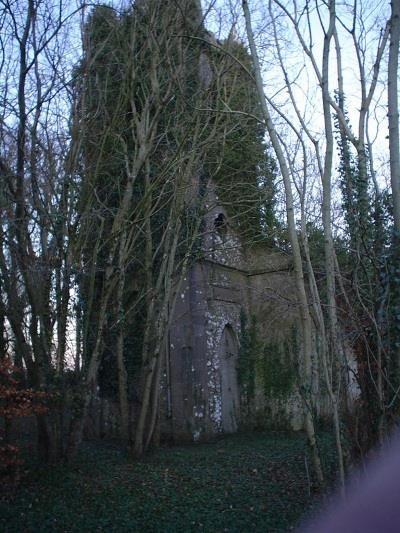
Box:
0;431;336;532
0;359;51;488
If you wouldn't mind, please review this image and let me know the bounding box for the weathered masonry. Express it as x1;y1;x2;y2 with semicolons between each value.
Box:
160;188;305;442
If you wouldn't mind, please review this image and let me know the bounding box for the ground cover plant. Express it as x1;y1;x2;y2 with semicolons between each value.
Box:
0;431;335;532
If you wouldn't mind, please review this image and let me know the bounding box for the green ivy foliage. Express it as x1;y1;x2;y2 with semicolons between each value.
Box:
73;3;281;400
333;93;400;448
261;340;296;400
238;310;259;403
239;310;296;411
73;2;213;397
1;432;330;531
206;38;279;247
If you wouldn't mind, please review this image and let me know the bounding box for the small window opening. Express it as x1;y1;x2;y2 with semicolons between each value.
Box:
214;213;227;233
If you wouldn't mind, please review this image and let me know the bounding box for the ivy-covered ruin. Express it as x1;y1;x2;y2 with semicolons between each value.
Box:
76;1;306;443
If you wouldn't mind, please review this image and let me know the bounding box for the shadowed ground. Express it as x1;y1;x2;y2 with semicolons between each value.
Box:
0;431;335;532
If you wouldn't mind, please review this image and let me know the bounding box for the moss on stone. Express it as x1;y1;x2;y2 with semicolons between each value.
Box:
261;338;296;400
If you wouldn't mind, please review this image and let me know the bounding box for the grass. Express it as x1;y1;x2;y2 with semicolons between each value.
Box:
0;431;336;532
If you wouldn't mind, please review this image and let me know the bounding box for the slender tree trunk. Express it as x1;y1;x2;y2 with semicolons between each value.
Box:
133;216;181;457
145;350;164;450
389;0;400;233
65;267;115;461
36;413;56;463
242;0;323;485
75;299;82;374
321;0;346;493
389;0;400;232
388;0;400;410
116;231;129;441
0;279;6;360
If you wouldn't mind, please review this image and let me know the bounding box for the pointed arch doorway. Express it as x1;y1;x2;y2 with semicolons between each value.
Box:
219;325;240;433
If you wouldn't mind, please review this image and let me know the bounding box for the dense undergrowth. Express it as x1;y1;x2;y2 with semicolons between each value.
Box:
0;431;336;532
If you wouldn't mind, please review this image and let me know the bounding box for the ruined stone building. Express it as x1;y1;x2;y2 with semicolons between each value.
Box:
160;185;305;443
89;184;307;443
81;1;313;443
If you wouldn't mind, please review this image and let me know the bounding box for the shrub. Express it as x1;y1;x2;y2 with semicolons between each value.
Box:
0;358;49;489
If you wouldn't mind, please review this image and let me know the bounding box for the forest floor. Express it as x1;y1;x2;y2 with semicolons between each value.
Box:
0;430;336;532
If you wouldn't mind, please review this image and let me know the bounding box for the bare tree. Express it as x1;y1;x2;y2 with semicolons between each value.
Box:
388;0;400;233
239;0;397;484
242;0;324;485
64;1;225;459
0;0;83;460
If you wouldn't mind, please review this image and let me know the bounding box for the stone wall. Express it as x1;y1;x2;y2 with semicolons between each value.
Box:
162;192;309;441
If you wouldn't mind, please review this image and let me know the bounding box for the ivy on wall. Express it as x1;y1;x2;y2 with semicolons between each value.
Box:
238;310;259;405
239;311;297;426
205;38;279;247
261;338;296;400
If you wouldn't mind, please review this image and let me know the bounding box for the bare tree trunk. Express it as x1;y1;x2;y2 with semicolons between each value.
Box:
133;216;182;457
65;265;115;460
75;299;82;375
242;0;323;486
116;230;129;442
320;0;346;493
389;0;400;232
388;0;400;409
